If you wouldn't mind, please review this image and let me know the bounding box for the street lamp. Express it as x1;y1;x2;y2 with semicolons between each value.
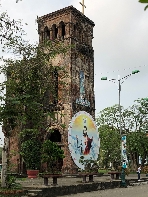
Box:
144;98;148;101
101;70;140;165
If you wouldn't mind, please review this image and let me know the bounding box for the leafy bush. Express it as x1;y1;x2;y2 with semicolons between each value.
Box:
20;139;41;170
41;140;65;173
79;156;99;173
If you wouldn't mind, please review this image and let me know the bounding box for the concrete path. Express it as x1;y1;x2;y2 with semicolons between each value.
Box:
57;183;148;197
15;173;148;197
17;173;146;188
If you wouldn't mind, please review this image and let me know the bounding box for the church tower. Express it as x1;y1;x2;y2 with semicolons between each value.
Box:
38;6;95;173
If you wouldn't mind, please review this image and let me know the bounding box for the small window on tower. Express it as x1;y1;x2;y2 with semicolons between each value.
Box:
55;27;58;38
44;26;50;40
59;21;65;39
52;24;58;40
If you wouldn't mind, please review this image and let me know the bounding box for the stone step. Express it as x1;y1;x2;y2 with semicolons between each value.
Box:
28;190;42;192
27;189;42;197
28;193;38;197
131;181;148;186
20;196;28;197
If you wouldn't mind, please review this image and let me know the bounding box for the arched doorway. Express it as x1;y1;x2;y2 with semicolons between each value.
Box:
47;129;63;171
49;129;61;142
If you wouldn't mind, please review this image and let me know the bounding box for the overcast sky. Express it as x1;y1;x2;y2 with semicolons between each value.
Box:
0;0;148;144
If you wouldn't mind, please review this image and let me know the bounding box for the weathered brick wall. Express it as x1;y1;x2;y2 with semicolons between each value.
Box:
9;134;20;172
38;6;95;173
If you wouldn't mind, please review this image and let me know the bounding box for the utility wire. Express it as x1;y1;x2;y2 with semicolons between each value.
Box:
95;65;147;75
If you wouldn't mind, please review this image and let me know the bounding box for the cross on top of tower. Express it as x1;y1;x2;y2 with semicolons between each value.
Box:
79;0;86;15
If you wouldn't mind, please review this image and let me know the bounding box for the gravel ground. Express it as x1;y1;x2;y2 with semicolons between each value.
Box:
58;183;148;197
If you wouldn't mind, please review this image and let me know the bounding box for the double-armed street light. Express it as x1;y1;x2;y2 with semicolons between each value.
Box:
101;70;140;165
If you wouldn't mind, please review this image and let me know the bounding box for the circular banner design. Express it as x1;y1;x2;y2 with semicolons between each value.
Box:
68;111;100;169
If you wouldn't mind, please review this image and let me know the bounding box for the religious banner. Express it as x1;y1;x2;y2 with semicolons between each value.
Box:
68;111;100;169
80;71;85;98
121;135;127;168
74;70;90;107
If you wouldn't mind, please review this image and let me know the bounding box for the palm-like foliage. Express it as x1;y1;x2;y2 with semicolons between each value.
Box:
139;0;148;11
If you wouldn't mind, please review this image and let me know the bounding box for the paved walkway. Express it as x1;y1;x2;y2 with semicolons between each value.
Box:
16;173;147;189
14;173;148;197
57;183;148;197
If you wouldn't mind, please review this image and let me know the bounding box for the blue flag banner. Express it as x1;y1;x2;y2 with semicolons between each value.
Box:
121;135;127;168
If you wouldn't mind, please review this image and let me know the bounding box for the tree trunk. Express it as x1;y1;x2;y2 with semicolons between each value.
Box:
1;137;9;187
133;153;137;171
130;152;137;172
141;154;146;167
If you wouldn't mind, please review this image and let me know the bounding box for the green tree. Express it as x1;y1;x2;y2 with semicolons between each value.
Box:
126;98;148;170
0;2;70;186
96;104;130;133
0;3;28;187
0;5;25;50
139;0;148;11
41;140;65;173
0;39;69;183
0;40;68;133
98;125;120;169
96;98;148;170
96;104;122;131
128;98;148;132
127;132;148;170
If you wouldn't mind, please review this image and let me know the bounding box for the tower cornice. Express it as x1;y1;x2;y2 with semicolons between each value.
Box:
38;5;95;27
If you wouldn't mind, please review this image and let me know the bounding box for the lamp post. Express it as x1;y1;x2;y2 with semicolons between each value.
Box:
101;70;140;165
143;98;148;163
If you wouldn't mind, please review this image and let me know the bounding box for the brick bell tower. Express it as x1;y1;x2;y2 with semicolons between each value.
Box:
38;6;95;173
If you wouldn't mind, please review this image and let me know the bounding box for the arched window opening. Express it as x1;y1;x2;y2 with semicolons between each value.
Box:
55;27;58;38
49;129;61;142
62;24;65;38
52;24;58;39
44;26;50;40
59;21;66;39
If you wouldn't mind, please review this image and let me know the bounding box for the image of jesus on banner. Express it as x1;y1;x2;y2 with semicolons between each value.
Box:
68;111;99;169
82;118;93;155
